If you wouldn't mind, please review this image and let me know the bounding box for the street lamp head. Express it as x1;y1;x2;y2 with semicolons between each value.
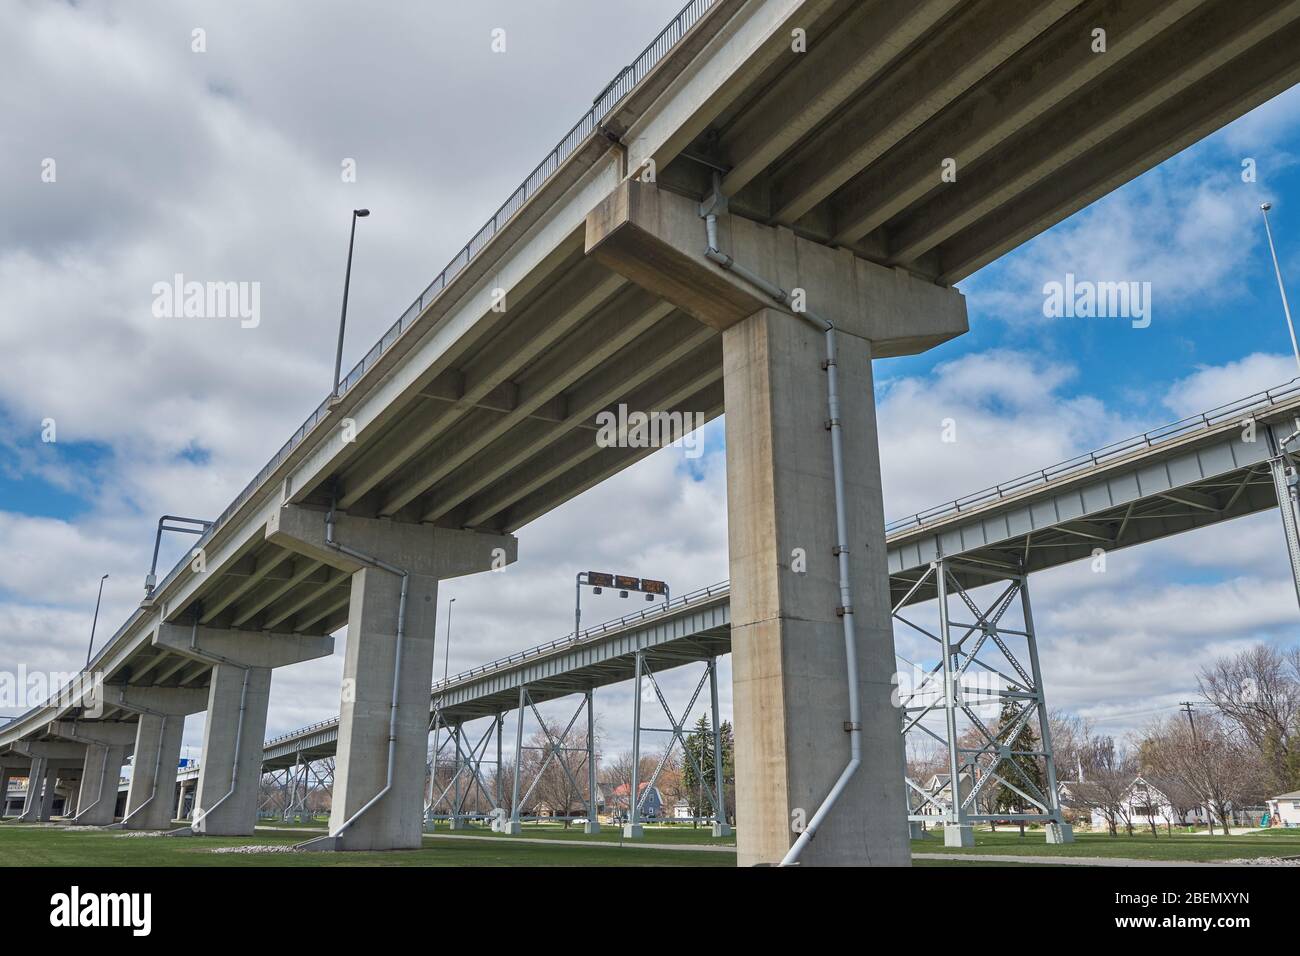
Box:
1262;202;1273;212
354;208;370;217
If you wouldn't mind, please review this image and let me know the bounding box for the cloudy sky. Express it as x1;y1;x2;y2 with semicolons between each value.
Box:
3;1;1300;771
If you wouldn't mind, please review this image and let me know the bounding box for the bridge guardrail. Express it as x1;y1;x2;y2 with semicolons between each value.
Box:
883;376;1300;535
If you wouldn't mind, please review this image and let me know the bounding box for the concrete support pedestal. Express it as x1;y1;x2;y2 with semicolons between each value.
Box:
74;745;127;825
123;715;186;830
944;824;974;848
1046;822;1074;844
712;822;732;838
19;756;46;821
191;663;271;836
909;821;927;840
622;823;643;839
584;180;967;867
266;506;516;851
724;310;908;867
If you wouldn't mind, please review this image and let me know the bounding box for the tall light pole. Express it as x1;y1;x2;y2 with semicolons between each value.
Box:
1259;202;1300;374
86;574;108;666
442;597;456;681
331;208;371;400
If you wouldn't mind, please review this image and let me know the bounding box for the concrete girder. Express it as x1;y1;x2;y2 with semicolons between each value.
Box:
229;558;328;628
718;0;961;195
263;568;348;630
462;339;725;527
585;179;967;355
199;547;294;624
826;0;1202;244
765;0;1079;224
500;379;726;531
334;264;627;511
889;0;1300;269
937;4;1300;282
418;313;715;523
375;288;675;518
288;587;352;634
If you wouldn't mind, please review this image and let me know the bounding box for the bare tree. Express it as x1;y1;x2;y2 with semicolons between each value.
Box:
1140;713;1267;835
1199;644;1300;793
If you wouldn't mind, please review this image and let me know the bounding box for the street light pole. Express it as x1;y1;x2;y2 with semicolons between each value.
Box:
86;574;108;666
442;597;456;682
332;208;371;400
1259;203;1300;374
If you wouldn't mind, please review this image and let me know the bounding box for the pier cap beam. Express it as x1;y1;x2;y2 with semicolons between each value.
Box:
266;504;518;578
585;178;967;355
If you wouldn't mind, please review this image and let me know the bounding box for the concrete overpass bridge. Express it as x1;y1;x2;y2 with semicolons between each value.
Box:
4;0;1300;865
258;376;1300;839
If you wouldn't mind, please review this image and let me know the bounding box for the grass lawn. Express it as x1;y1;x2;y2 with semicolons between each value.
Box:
0;823;734;867
912;826;1300;862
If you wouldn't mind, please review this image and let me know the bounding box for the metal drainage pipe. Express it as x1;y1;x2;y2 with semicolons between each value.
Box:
702;177;862;867
318;499;410;843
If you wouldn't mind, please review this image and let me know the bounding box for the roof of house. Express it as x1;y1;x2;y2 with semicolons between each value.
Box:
1271;790;1300;800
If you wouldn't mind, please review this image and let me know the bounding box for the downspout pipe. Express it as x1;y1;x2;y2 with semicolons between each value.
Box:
701;176;862;867
318;497;410;842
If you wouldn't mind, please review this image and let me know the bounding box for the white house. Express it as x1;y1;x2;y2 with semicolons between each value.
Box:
1267;790;1300;827
1066;775;1238;830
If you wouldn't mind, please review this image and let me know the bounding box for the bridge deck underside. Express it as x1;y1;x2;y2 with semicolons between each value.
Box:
660;0;1300;285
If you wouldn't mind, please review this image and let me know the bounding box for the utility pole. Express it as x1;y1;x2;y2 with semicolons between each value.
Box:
1179;701;1199;746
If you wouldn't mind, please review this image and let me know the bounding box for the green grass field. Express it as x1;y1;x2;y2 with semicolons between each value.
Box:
911;826;1300;862
0;823;734;867
6;818;1298;866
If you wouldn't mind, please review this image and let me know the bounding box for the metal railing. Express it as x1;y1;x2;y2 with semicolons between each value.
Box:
262;579;729;749
883;377;1300;535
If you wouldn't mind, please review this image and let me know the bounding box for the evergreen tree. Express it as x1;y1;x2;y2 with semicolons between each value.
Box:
993;693;1046;836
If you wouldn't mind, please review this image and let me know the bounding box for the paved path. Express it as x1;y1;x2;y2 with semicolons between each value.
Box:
913;852;1217;867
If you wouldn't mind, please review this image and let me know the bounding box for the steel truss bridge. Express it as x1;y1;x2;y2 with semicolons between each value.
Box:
253;378;1300;833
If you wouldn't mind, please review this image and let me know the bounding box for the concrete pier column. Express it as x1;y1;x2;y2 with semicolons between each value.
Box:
124;715;186;829
145;623;333;836
74;745;127;825
39;764;58;820
330;565;438;849
585;179;968;866
723;309;908;865
192;663;271;835
0;769;12;818
49;721;136;825
265;505;516;851
20;756;46;821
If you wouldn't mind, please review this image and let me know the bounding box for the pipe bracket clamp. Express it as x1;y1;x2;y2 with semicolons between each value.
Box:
843;721;861;732
835;605;852;617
